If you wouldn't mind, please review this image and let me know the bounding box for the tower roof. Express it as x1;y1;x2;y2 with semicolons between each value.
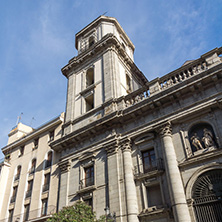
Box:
75;15;135;51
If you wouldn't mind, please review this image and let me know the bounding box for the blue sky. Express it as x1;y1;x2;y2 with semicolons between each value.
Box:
0;0;222;158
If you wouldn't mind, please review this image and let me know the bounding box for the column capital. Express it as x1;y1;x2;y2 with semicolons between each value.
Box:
58;159;71;173
120;138;132;152
158;121;172;137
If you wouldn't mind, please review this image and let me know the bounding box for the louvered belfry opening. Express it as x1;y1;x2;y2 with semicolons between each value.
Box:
192;170;222;222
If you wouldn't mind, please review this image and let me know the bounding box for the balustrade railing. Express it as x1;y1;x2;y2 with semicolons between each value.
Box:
159;60;208;90
120;49;222;111
0;205;56;222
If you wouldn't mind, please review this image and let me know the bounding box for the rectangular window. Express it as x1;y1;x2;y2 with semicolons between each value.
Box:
86;68;94;87
85;166;94;187
26;180;33;198
24;204;30;221
85;94;94;112
14;166;21;181
45;152;52;169
10;186;18;203
49;130;54;142
29;159;36;174
33;138;39;150
41;199;48;216
42;173;50;192
126;74;132;93
146;185;163;208
8;209;14;222
142;149;156;173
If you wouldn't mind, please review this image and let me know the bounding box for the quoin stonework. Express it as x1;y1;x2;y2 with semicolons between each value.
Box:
1;16;222;222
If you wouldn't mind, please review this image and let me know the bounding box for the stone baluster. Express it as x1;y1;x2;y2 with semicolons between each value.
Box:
121;139;139;222
187;69;191;77
58;159;71;210
158;122;191;222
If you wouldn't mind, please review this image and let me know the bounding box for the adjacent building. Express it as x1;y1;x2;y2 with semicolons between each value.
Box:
1;16;222;222
0;114;64;222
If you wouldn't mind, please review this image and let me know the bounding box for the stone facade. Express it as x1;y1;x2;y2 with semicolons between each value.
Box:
1;16;222;222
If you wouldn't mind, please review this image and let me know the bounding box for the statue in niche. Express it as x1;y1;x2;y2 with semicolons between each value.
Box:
191;133;203;150
202;128;215;148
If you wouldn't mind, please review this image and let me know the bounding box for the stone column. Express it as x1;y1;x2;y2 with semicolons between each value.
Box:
105;140;123;221
159;122;191;222
58;159;71;210
121;139;139;222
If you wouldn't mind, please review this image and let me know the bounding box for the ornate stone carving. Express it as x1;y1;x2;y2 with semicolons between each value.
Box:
158;122;172;137
191;133;204;150
202;128;215;148
120;138;132;152
59;159;71;173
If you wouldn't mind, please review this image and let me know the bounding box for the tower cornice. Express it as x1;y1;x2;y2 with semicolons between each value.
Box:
62;33;148;85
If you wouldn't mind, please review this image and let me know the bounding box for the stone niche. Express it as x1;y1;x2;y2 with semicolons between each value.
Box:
188;123;218;155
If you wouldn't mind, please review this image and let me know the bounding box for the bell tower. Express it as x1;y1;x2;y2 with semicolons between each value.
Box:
62;16;148;135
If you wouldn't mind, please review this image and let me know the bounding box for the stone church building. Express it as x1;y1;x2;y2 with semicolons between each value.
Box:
0;16;222;222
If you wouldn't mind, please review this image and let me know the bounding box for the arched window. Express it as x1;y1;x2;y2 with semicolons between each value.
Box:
88;36;95;48
188;123;217;153
86;68;94;87
45;151;53;169
14;165;21;181
29;159;36;175
192;169;222;222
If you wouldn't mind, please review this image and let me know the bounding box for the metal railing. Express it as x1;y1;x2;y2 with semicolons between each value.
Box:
134;158;164;177
0;205;56;222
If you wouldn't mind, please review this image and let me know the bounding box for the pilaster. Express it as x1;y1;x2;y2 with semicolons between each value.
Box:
58;159;71;210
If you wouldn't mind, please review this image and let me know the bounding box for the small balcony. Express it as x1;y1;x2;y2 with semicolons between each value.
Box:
134;158;164;179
